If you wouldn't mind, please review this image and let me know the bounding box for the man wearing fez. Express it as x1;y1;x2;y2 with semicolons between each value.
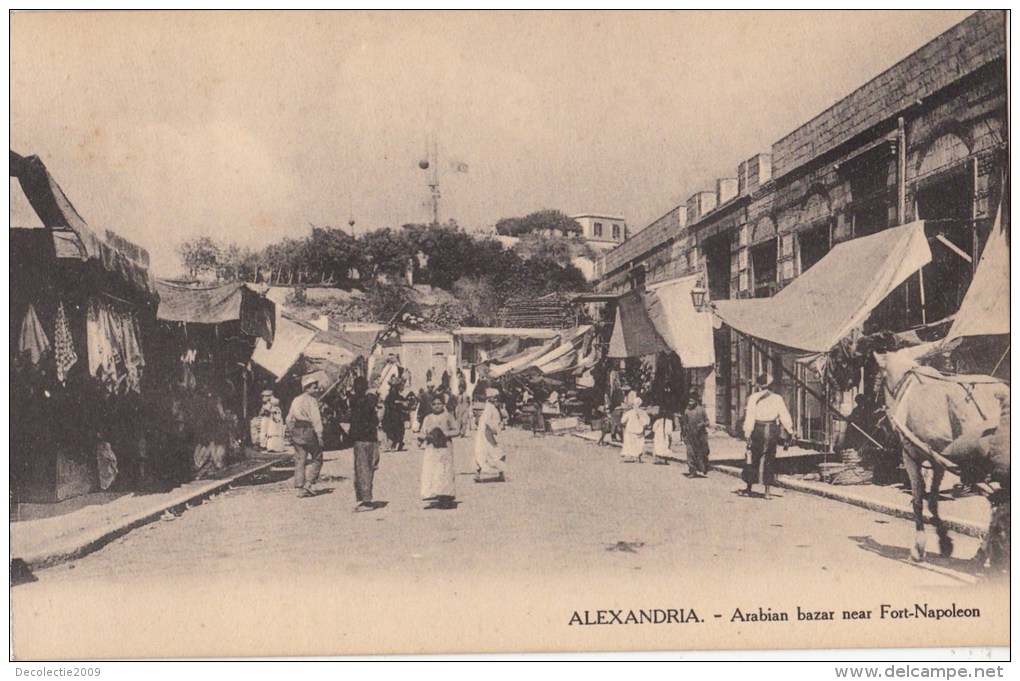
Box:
287;374;325;498
741;374;793;500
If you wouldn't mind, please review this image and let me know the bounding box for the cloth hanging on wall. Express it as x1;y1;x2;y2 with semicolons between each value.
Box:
86;297;145;394
18;304;50;365
54;302;78;382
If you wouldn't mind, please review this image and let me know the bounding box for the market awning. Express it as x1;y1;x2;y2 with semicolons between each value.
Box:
155;280;276;346
944;205;1008;343
10;151;156;298
530;326;593;374
607;291;670;358
713;221;932;354
252;315;318;379
645;275;715;368
488;337;561;378
251;313;362;380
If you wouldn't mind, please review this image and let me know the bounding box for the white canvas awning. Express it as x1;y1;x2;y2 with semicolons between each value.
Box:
714;221;932;353
944;205;1009;343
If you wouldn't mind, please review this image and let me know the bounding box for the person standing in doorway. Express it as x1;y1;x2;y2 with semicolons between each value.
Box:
741;374;793;500
682;393;711;477
348;375;382;511
287;374;325;498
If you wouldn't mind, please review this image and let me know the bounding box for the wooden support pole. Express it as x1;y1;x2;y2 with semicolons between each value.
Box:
918;268;927;325
897;117;907;225
731;327;885;450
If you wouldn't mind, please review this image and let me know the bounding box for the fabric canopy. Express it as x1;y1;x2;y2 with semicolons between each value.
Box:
252;313;363;380
156;280;276;346
488;337;560;378
10;151;156;298
645;275;715;368
607;291;670;358
530;326;592;374
944;205;1009;343
713;221;932;353
252;315;318;379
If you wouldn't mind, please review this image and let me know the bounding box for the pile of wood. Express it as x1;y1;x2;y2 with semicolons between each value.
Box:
499;292;580;328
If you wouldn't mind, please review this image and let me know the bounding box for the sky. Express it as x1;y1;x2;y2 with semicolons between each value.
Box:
10;10;976;275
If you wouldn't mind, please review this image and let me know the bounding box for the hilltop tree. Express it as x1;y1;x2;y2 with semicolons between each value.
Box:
495;209;582;238
177;236;222;280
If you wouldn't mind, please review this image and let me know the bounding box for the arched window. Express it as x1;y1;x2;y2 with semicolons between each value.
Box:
917;133;970;178
802;192;831;226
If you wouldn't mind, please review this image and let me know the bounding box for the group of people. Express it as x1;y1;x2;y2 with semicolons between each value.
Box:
605;372;796;500
251;390;287;453
412;384;508;510
282;363;796;509
605;390;712;479
284;370;508;512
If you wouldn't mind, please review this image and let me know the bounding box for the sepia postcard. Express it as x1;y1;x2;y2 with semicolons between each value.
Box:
8;10;1010;660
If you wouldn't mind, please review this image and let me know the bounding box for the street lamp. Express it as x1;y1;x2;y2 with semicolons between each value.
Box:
690;281;709;311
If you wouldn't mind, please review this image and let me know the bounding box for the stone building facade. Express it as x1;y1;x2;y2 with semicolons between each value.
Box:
595;10;1007;443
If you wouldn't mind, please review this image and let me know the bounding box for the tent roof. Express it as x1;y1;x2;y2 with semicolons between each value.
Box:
155;280;276;345
252;312;367;380
607;291;670;358
10;150;156;297
644;274;715;368
713;221;932;354
944;205;1009;343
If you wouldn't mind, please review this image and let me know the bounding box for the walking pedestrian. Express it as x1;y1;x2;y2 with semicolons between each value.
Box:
619;391;649;463
348;376;381;511
382;376;409;451
474;388;506;483
740;374;793;500
419;395;461;509
681;394;711;477
416;386;432;433
287;374;325;498
651;408;674;466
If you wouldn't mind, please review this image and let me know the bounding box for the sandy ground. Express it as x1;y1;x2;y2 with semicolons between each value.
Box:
11;428;1008;658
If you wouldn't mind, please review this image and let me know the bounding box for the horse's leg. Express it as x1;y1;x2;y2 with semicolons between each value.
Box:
928;464;953;558
902;446;927;562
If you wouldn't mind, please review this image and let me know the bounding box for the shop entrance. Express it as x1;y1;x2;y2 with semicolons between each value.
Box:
914;169;974;324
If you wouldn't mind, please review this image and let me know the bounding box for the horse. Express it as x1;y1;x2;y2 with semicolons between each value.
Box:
875;349;1008;563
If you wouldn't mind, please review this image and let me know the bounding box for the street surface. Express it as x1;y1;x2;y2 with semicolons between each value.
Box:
11;429;1007;657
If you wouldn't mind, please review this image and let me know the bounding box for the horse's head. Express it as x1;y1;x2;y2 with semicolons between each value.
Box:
874;350;916;401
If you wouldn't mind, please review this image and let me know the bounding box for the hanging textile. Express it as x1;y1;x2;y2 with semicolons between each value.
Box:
96;441;119;490
18;304;50;365
86;297;145;394
54;302;78;382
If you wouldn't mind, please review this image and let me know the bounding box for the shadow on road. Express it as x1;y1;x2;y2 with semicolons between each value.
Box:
237;469;295;486
848;535;985;577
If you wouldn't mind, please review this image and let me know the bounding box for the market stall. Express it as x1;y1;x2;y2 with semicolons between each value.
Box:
11;151;163;501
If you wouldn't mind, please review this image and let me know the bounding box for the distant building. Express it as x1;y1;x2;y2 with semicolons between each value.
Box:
572;213;627;251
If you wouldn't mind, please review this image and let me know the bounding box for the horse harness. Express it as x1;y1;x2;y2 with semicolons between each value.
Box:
884;368;999;496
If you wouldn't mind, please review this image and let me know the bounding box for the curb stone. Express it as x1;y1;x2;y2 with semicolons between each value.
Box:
571;432;985;539
14;456;289;570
